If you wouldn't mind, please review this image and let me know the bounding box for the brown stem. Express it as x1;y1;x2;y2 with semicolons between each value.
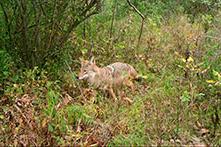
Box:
42;5;99;63
109;1;117;39
126;0;145;48
19;0;31;67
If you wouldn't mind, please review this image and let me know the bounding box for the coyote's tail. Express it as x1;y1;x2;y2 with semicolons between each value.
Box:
134;75;143;82
134;74;149;82
129;66;142;82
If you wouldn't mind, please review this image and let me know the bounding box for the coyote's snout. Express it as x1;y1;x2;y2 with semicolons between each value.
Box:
77;57;138;101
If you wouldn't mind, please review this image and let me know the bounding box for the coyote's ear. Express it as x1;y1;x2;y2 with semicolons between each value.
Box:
89;56;95;64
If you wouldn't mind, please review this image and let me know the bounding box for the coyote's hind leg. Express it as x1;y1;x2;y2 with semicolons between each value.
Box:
124;79;135;93
108;88;117;101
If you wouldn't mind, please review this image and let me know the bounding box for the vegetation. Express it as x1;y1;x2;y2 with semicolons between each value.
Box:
0;0;221;146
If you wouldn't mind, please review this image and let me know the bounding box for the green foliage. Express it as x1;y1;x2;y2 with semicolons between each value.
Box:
1;0;221;146
110;133;147;146
181;0;221;16
0;50;11;83
0;0;101;68
181;91;191;103
48;104;94;134
45;88;60;118
64;105;93;126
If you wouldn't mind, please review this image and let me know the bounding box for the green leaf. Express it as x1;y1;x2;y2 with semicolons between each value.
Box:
181;91;191;103
48;123;54;132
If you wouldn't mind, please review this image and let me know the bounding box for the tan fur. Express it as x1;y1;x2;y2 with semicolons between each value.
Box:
78;58;138;101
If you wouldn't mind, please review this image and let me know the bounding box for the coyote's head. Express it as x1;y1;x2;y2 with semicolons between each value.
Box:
77;57;98;81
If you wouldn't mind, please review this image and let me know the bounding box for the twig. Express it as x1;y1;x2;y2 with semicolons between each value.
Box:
126;0;145;48
126;0;144;19
109;0;117;39
14;104;33;130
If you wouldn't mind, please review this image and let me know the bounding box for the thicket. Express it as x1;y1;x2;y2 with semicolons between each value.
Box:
0;0;101;68
0;0;221;146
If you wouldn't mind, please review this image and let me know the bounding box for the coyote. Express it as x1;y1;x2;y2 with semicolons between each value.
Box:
77;57;138;101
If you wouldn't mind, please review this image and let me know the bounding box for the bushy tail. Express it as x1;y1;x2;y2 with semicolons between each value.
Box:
130;67;142;82
128;65;140;81
134;75;143;82
128;65;147;82
134;74;149;82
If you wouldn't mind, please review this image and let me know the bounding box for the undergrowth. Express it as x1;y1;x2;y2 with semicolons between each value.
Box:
1;11;221;146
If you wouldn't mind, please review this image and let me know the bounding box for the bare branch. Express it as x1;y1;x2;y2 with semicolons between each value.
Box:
126;0;144;19
126;0;145;48
42;1;100;62
59;1;99;46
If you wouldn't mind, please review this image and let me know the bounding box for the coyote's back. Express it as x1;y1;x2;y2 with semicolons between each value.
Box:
108;62;138;86
77;58;138;100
